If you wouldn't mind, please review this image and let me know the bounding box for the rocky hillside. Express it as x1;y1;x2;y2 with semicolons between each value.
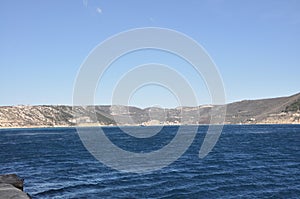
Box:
0;93;299;128
225;92;300;124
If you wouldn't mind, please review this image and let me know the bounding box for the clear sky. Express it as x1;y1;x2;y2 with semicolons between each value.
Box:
1;0;300;108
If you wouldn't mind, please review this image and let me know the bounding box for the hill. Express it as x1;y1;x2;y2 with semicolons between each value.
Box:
0;93;299;128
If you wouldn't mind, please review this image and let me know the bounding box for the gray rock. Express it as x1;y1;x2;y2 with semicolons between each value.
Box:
0;174;31;199
0;183;30;199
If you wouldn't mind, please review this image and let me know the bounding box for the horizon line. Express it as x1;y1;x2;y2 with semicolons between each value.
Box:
1;92;299;109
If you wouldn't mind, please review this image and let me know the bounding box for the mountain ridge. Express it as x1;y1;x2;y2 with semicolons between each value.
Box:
0;93;299;128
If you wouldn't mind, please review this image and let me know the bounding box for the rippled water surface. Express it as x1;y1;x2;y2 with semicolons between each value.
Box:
0;125;299;198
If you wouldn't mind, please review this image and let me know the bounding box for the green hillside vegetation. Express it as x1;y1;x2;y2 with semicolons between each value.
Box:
285;100;300;112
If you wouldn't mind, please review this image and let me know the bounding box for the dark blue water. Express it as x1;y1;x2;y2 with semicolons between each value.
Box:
0;125;299;198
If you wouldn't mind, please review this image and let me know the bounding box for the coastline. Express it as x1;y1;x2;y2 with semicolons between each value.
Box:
0;122;299;131
1;93;299;129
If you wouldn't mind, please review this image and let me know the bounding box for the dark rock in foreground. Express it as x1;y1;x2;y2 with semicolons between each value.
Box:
0;174;31;199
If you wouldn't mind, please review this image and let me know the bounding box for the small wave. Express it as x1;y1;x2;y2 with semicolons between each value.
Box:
34;182;105;197
4;132;64;136
249;131;273;134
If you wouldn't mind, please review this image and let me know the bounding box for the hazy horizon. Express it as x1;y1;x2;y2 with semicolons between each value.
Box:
1;91;299;109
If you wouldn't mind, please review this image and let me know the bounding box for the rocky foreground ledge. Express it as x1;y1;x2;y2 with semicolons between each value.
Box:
0;174;31;199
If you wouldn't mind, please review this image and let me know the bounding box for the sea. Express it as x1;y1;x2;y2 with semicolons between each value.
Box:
0;125;299;198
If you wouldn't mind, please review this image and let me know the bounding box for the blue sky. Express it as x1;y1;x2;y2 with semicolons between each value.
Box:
1;0;299;107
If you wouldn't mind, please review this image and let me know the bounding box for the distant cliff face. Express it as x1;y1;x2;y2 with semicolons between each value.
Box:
0;93;299;128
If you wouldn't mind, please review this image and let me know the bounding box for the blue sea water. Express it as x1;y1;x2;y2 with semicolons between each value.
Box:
0;125;299;198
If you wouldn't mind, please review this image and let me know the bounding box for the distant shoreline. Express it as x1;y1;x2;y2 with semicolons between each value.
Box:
1;123;300;131
1;92;299;129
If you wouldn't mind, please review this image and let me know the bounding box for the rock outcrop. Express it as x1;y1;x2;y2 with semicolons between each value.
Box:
0;174;31;199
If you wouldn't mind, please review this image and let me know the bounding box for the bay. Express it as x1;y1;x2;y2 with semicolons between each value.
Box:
0;125;299;198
